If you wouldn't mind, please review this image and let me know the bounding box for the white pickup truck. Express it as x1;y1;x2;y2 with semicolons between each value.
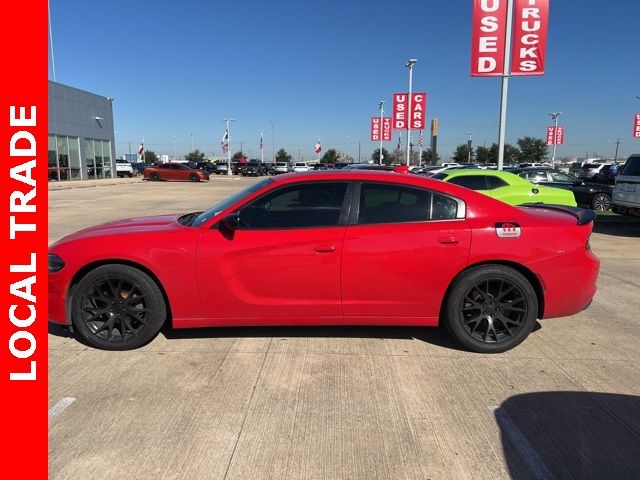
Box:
115;159;135;178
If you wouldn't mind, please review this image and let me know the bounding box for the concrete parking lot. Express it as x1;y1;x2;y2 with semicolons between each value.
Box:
48;177;640;480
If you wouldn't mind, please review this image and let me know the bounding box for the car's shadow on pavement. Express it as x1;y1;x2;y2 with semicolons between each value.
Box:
593;215;640;237
496;391;640;479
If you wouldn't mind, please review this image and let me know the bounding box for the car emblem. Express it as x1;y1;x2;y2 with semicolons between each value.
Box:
495;222;521;238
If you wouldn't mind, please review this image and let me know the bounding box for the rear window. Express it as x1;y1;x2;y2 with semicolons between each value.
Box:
619;156;640;176
431;173;448;180
447;175;487;191
582;163;601;169
295;163;306;167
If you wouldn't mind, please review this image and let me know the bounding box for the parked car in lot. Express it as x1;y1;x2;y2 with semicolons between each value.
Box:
510;167;613;210
130;162;147;176
143;163;209;182
49;170;599;353
273;161;292;174
115;159;134;178
215;162;230;175
612;154;640;217
592;163;621;184
432;169;577;207
342;163;395;171
579;162;610;180
293;162;310;172
195;161;216;174
243;159;266;176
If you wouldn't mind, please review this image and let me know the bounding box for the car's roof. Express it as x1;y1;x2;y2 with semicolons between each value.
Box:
437;168;532;185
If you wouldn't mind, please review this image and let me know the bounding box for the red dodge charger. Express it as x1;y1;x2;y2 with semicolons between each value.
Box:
48;171;599;352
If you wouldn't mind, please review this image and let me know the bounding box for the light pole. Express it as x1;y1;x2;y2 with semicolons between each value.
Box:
224;118;235;175
608;138;621;162
268;119;276;163
466;131;473;164
346;135;351;161
258;129;265;163
378;101;385;164
548;112;562;168
405;58;417;166
190;133;194;152
172;136;176;161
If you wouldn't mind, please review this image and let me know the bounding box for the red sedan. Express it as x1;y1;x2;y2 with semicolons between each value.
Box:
143;162;209;182
48;171;599;352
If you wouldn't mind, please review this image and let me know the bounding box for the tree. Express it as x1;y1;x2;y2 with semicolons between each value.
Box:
517;136;547;163
275;148;291;162
475;146;492;164
321;149;340;164
452;144;474;163
372;148;390;164
232;151;245;160
488;143;520;164
185;149;206;163
143;150;158;164
421;148;440;165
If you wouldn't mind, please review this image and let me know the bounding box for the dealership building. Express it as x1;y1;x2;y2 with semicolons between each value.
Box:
48;81;116;181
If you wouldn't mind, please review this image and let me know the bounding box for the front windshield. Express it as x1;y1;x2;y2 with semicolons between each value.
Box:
191;178;273;227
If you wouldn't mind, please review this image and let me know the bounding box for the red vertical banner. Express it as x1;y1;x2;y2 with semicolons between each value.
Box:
555;126;564;145
392;93;409;130
470;0;508;76
370;117;381;141
634;113;640;139
510;0;549;76
381;117;392;141
546;126;555;145
0;1;48;477
410;93;427;130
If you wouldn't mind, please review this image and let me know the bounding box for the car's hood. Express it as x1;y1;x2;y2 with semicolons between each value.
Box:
50;214;186;247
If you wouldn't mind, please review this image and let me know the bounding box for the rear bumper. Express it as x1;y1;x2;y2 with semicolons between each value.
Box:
530;248;600;319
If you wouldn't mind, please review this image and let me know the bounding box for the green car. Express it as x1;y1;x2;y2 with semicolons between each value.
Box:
431;169;577;207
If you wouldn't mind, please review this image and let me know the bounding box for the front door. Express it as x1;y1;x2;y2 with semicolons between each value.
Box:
196;181;350;320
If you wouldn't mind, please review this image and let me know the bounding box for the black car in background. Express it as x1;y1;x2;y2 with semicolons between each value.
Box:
510;167;613;210
195;161;216;174
243;159;266;176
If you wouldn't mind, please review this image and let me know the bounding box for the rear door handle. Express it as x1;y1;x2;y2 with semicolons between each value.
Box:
438;236;460;245
314;244;336;253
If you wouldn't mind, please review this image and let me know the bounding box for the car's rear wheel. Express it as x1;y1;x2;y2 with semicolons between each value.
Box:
150;173;160;181
189;174;200;182
71;264;167;350
443;265;537;353
591;193;611;211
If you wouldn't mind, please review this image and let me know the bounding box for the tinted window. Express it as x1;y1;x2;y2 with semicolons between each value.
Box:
447;175;487;191
431;173;448;180
485;176;509;189
549;171;575;183
523;170;549;182
240;183;347;229
357;183;459;224
620;157;640;176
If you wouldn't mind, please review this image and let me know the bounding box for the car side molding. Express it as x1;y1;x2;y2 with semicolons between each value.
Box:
520;203;596;225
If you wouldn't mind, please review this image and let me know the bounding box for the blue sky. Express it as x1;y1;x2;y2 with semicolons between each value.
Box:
49;0;639;161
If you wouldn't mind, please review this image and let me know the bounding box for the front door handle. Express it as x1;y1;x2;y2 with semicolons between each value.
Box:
314;244;336;253
438;236;459;245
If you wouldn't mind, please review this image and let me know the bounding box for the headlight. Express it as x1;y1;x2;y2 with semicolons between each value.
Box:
48;253;65;272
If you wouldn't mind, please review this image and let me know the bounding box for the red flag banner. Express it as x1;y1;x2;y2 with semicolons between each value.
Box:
546;126;555;145
634;113;640;139
470;0;508;76
371;117;381;141
555;126;564;145
510;0;549;76
382;117;392;141
393;93;427;130
546;126;564;145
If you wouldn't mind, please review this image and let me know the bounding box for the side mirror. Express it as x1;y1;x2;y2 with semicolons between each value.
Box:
221;212;239;231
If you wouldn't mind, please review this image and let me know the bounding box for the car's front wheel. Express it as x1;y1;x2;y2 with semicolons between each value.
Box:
150;173;160;181
443;265;538;353
189;174;200;182
591;193;611;211
71;264;167;350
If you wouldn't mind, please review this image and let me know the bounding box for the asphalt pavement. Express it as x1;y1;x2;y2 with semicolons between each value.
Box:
48;177;640;480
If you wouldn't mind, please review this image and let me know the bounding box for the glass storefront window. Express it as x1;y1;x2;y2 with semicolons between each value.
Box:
95;140;103;178
56;136;70;181
48;135;58;181
102;141;112;178
85;139;95;179
68;137;81;180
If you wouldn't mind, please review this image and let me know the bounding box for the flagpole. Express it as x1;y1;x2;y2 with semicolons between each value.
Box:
497;0;514;171
405;59;417;166
258;129;264;164
224;118;235;176
419;130;423;167
141;136;145;164
378;101;385;165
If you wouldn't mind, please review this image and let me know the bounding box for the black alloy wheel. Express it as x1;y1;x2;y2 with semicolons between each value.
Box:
71;265;166;350
189;174;200;182
150;172;160;181
444;265;537;353
591;193;611;211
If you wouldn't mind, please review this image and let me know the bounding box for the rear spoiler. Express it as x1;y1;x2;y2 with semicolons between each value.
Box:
519;203;596;225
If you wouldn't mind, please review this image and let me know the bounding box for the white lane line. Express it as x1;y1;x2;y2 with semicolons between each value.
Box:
489;406;556;480
52;203;71;207
49;397;76;423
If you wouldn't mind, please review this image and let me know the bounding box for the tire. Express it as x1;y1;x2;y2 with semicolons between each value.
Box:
150;173;160;181
591;193;611;211
189;174;200;182
71;264;167;350
443;265;538;353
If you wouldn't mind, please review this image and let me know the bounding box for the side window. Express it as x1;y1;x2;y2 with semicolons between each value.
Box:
485;176;509;190
549;171;574;183
239;182;347;229
524;170;548;182
357;183;461;224
447;175;487;191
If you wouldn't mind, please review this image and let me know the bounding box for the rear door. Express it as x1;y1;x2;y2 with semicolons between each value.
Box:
341;182;471;319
